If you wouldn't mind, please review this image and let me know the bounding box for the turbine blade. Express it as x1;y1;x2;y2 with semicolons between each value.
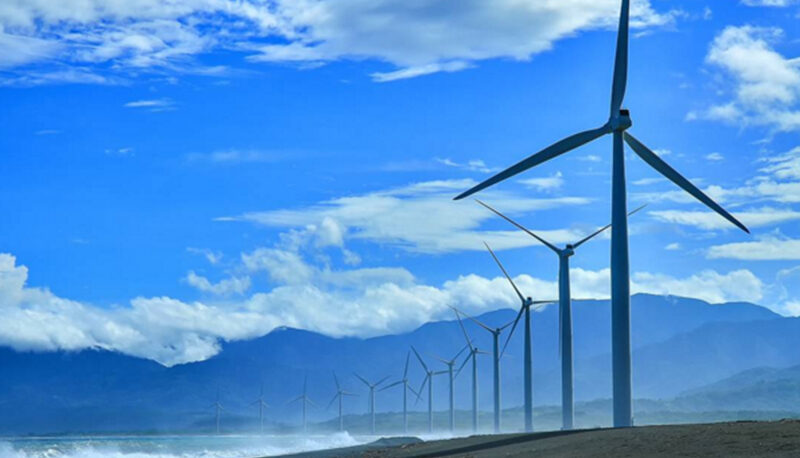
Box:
454;126;611;200
501;305;525;358
453;342;471;362
327;394;339;410
455;353;470;379
484;241;526;303
376;375;391;387
411;346;429;372
333;371;341;391
453;309;475;352
353;372;370;387
572;203;646;249
403;351;410;379
416;375;429;404
431;354;450;365
477;200;560;253
379;380;403;392
306;398;317;408
286;395;303;405
624;133;749;233
610;0;630;115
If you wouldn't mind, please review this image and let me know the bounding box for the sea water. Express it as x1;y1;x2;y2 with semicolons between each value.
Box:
0;433;365;458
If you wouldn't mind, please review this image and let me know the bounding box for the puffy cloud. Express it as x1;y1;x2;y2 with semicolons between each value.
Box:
228;179;594;254
691;26;800;132
0;0;677;83
0;247;769;366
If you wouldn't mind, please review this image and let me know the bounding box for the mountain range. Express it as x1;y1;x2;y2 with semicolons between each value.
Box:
1;293;797;435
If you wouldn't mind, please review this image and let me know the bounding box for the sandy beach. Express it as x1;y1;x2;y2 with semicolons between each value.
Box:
281;420;800;457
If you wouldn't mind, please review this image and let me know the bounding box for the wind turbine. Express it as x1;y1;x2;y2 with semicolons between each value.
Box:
412;346;448;433
453;311;489;433
453;0;749;427
354;372;390;434
450;307;514;433
327;372;357;432
251;384;270;434
432;343;471;432
288;376;315;433
478;200;645;430
485;242;553;432
211;389;224;435
378;351;419;434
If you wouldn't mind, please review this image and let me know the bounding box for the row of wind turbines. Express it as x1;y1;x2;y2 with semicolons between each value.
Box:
209;200;643;436
211;0;748;436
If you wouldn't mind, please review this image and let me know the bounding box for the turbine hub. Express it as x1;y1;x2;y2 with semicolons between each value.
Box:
610;109;632;131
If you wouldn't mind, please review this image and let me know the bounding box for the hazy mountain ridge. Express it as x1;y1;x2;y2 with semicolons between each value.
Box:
0;293;791;434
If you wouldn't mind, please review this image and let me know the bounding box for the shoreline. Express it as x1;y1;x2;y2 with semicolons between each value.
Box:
277;419;800;457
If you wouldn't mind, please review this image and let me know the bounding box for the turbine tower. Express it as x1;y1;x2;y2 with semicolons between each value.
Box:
288;376;315;433
354;373;390;434
327;372;357;432
251;384;270;434
478;200;645;430
379;351;419;434
453;0;749;427
453;310;489;433
450;307;514;433
432;344;471;432
412;346;448;433
486;242;552;432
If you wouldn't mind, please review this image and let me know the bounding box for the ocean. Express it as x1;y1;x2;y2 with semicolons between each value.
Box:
0;433;366;458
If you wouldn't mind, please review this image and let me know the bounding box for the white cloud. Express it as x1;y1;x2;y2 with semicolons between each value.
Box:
123;98;174;111
760;146;800;180
185;271;251;295
708;235;800;260
187;247;223;265
649;207;800;230
706;152;724;161
185;149;281;164
693;26;800;132
741;0;797;6
0;0;677;83
0;250;767;366
518;172;565;192
665;242;682;251
435;157;495;174
228;179;593;254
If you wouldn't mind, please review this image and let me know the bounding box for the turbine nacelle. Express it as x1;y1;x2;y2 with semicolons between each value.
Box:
610;109;632;132
563;244;575;257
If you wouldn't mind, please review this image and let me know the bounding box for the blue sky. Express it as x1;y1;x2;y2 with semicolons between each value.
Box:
0;0;799;365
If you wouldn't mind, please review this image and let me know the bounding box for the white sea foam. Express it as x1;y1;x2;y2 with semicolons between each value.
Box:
0;433;364;458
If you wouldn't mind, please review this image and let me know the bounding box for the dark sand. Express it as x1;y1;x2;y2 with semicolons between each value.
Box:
280;420;800;457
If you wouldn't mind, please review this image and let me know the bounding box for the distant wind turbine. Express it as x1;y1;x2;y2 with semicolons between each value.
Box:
327;372;357;432
251;384;270;434
450;306;514;433
453;311;489;433
485;242;553;432
354;372;390;434
211;389;224;435
287;376;315;433
431;344;471;432
379;351;419;434
478;200;645;430
454;0;748;427
412;346;448;433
